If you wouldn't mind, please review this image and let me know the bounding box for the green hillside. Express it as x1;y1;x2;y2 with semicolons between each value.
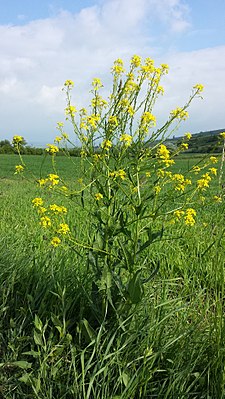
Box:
167;128;225;153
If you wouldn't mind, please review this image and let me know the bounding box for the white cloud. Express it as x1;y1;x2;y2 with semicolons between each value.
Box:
0;0;224;144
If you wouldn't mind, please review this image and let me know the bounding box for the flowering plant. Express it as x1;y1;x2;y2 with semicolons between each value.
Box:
14;56;219;318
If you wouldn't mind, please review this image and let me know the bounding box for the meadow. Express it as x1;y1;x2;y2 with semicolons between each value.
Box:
0;152;225;398
1;57;225;398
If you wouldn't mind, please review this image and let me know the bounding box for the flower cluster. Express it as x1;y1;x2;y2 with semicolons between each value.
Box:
32;197;70;246
15;165;24;174
12;135;24;145
120;134;133;147
172;173;191;192
109;169;126;180
156;144;175;168
46;144;59;155
170;108;189;121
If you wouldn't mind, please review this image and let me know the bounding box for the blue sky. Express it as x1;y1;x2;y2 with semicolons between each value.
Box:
0;0;224;145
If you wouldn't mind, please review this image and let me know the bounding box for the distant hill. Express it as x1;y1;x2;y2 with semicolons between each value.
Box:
166;128;225;153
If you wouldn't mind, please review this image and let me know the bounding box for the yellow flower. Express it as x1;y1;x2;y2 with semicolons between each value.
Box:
160;64;169;74
32;197;44;207
15;165;24;174
95;193;103;201
184;208;196;226
209;167;217;176
48;174;59;185
87;114;100;129
108;115;118;126
120;134;133;146
209;156;218;164
50;237;61;247
157;144;170;159
154;185;161;194
46;144;59;155
54;136;62;143
157;86;164;95
184;132;192;140
173;210;185;220
65;105;77;117
193;84;204;92
117;169;126;180
49;204;67;214
92;78;103;90
64;80;74;87
40;216;51;228
141;112;156;126
12;135;24;144
197;173;211;190
170;108;189;120
131;55;142;68
111;59;125;75
180;143;189;150
101;139;112;151
38;207;47;214
192;166;201;174
58;223;70;235
37;178;48;186
213;195;222;203
145;171;151;177
220;132;225;139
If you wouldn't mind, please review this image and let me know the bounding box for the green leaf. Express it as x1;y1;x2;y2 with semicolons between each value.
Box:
10;360;32;369
34;314;43;331
127;271;143;304
34;330;43;347
19;373;31;384
80;319;96;343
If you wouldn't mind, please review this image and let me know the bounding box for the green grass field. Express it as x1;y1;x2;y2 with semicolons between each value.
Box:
1;153;225;398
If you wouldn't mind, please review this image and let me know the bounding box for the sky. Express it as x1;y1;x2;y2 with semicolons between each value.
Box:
0;0;225;146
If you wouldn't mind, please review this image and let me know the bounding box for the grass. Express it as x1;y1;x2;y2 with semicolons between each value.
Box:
0;153;225;398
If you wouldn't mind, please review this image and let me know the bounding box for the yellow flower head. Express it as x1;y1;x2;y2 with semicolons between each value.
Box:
209;167;217;176
131;55;142;68
48;174;59;185
193;84;204;92
12;135;24;144
46;144;59;155
49;204;67;214
108;115;118;126
58;223;70;235
184;208;196;226
95;193;103;201
154;185;161;194
213;195;222;203
111;59;125;75
32;197;44;207
65;105;77;117
54;136;62;143
170;108;189;120
40;216;51;228
180;143;189;150
220;132;225;139
184;132;192;140
209;156;218;164
51;237;61;247
15;165;24;174
141;112;156;126
92;78;103;90
101;139;112;151
120;134;133;146
64;80;74;87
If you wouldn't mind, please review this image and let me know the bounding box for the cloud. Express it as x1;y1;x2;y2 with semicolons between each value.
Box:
0;0;224;145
